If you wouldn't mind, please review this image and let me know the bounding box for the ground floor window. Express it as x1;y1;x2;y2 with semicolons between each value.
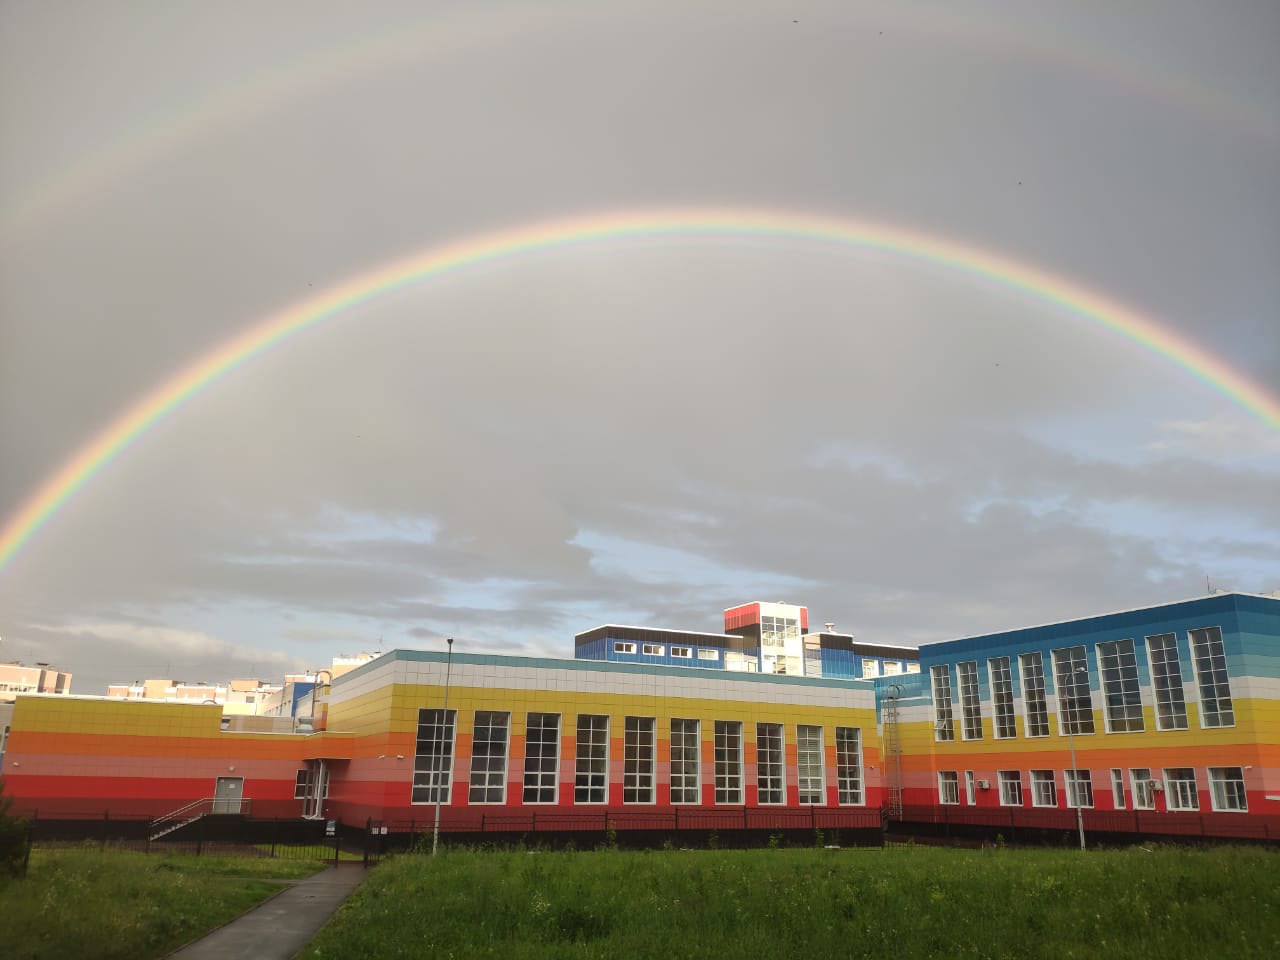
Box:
938;770;959;805
1164;768;1198;811
575;715;609;803
1130;768;1155;810
714;721;743;804
523;712;560;804
1208;767;1247;812
1110;769;1125;809
998;770;1023;806
1030;769;1056;807
411;708;456;804
1065;769;1093;809
797;725;825;804
835;727;863;805
670;719;700;804
756;723;785;804
469;711;510;804
623;716;656;803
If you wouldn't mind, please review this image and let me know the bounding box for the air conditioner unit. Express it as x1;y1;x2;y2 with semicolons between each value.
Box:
977;779;991;790
1151;780;1164;792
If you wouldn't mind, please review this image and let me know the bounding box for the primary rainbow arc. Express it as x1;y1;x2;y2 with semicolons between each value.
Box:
2;207;1277;573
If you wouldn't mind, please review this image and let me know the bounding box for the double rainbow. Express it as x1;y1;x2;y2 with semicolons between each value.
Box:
2;207;1277;572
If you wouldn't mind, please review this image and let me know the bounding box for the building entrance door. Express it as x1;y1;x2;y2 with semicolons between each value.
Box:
213;776;243;814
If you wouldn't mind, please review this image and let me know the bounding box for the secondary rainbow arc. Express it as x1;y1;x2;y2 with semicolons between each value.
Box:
1;207;1277;573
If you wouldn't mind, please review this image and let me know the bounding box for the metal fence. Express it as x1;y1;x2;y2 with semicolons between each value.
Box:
892;804;1280;842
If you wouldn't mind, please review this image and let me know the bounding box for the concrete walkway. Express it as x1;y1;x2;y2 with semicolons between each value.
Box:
168;863;367;960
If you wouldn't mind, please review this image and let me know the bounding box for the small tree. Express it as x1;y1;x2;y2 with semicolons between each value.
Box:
0;777;29;878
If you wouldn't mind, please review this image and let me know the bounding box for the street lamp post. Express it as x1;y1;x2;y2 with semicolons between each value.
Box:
1066;664;1087;852
431;637;454;857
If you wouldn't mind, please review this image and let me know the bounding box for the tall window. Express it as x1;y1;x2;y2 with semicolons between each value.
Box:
998;770;1023;806
1130;768;1155;810
469;711;510;804
1053;646;1095;735
1097;639;1144;732
670;719;701;804
522;713;560;804
931;665;955;742
1164;768;1198;811
1019;652;1050;737
411;708;456;804
957;661;983;740
1065;769;1093;808
574;715;609;804
756;722;785;804
1030;770;1057;807
1208;767;1247;812
1146;634;1189;730
965;770;976;805
797;725;825;804
1110;769;1125;809
988;657;1016;739
714;721;743;804
835;727;863;805
1189;627;1234;728
938;771;959;805
623;716;655;803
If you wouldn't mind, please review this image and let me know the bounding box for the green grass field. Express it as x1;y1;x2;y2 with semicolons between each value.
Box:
0;848;322;960
301;845;1279;959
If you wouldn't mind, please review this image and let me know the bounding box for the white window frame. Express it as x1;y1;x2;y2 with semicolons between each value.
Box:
697;649;720;661
1207;767;1247;812
411;707;457;805
1110;768;1125;809
756;722;786;805
641;643;665;657
1065;769;1094;809
1019;652;1050;738
522;712;560;805
1144;633;1189;731
938;771;960;805
1130;768;1155;810
613;641;636;655
468;710;511;805
964;770;976;805
835;726;864;806
988;656;1017;740
997;770;1023;807
1052;645;1095;737
1096;638;1145;733
574;714;610;804
714;720;744;804
669;718;701;804
1030;769;1057;808
623;716;656;804
797;724;825;805
957;661;983;741
671;646;692;659
1163;768;1199;811
1189;626;1235;729
931;665;956;742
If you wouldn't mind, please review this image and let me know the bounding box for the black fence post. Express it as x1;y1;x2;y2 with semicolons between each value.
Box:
196;814;204;857
364;818;372;868
22;821;33;878
674;806;679;832
101;811;109;850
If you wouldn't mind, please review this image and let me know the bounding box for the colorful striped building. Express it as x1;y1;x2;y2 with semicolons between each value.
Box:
879;592;1279;840
0;592;1275;843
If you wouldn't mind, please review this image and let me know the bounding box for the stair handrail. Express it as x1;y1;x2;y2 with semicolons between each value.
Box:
150;797;217;830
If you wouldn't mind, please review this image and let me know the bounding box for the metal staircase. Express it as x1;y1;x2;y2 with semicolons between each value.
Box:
882;684;904;820
149;797;251;841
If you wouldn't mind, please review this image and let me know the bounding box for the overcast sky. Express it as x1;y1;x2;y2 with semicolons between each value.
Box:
1;1;1277;695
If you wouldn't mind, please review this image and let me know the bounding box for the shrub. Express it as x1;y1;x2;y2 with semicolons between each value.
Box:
0;778;30;877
